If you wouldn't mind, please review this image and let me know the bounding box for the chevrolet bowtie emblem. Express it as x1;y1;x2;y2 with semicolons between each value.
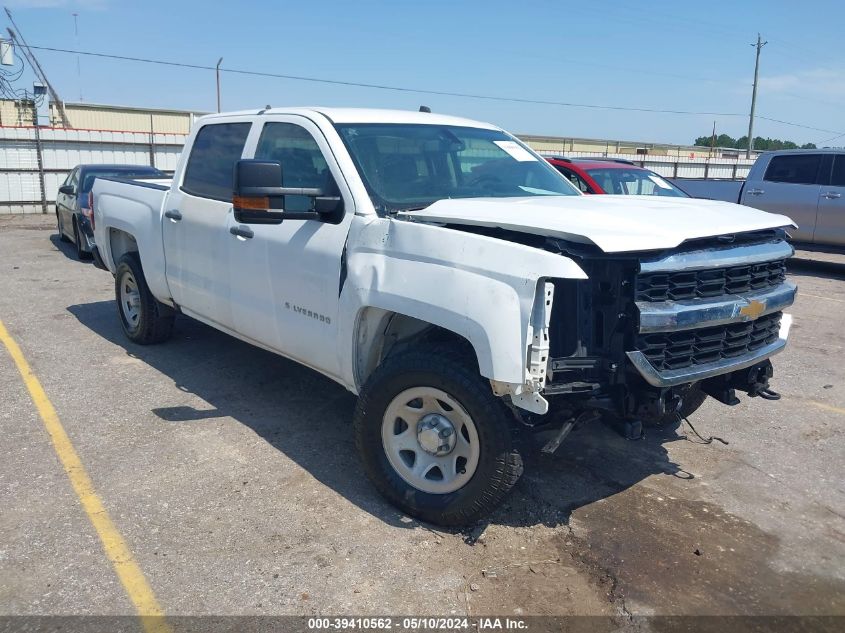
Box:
739;299;766;319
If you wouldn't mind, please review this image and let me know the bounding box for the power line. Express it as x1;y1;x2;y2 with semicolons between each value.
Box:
756;116;841;135
25;44;746;117
818;131;845;146
22;43;845;141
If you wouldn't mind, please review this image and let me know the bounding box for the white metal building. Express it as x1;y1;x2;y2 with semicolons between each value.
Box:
0;99;756;214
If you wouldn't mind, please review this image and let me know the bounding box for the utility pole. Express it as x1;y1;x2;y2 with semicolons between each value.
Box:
5;8;71;127
31;99;47;214
710;120;716;159
216;57;223;112
72;13;82;101
746;33;767;159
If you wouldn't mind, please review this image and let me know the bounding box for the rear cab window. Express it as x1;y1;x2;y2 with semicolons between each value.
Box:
763;154;823;185
181;122;252;200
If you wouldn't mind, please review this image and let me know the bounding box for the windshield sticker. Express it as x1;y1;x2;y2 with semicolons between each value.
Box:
494;140;537;162
648;174;673;189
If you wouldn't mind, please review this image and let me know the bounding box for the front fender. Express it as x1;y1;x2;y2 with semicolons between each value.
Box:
338;216;586;390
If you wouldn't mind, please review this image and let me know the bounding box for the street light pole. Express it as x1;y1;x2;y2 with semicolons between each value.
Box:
216;57;223;112
746;33;767;159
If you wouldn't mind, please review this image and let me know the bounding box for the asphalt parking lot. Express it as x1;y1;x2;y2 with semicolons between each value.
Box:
1;215;843;626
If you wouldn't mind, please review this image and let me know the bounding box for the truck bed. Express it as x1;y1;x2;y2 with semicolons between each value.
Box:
92;176;172;298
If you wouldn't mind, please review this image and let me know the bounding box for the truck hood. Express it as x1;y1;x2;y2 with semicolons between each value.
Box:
398;195;795;253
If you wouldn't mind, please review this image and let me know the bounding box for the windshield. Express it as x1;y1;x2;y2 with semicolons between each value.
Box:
335;124;579;212
81;169;164;193
585;168;688;197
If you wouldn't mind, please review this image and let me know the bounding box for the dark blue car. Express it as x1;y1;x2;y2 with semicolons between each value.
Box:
56;164;166;260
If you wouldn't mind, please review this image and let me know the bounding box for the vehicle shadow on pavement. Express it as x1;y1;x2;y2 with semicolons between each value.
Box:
49;234;92;264
787;258;845;281
489;421;690;531
68;299;688;532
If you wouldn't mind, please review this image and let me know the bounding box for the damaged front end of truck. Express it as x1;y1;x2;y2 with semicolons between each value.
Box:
517;229;796;444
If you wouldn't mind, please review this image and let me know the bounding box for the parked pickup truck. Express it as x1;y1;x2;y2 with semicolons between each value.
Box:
678;149;845;247
92;108;797;526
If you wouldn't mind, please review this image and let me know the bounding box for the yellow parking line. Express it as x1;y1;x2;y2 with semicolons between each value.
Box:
806;400;845;416
0;319;171;633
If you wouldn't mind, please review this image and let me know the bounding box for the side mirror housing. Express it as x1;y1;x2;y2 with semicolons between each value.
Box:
232;159;344;225
59;184;75;196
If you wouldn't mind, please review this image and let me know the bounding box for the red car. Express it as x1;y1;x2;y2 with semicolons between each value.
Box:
546;157;689;197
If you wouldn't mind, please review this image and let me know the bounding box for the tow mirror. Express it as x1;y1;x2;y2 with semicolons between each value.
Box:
59;184;75;196
232;159;344;225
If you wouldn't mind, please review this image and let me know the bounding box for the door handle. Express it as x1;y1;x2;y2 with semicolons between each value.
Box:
822;191;842;199
746;188;765;195
229;225;254;239
164;209;182;221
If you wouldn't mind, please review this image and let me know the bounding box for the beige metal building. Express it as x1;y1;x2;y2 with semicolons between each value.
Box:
0;99;205;134
0;98;747;159
519;133;753;160
0;99;758;214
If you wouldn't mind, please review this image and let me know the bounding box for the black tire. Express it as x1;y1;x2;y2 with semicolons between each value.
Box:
57;212;70;243
651;385;708;427
114;252;175;345
73;219;93;260
353;346;523;526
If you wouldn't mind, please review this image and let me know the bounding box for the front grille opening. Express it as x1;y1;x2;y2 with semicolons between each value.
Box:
636;259;786;302
636;312;782;371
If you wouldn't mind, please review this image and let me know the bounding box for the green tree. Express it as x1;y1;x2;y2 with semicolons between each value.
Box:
693;133;814;150
694;133;738;147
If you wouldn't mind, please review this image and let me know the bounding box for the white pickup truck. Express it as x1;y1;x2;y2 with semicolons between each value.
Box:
92;107;797;526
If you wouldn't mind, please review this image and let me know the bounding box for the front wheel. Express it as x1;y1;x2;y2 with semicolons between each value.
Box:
353;347;523;526
115;252;175;344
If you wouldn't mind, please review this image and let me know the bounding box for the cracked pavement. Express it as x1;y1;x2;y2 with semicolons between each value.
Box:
0;215;843;624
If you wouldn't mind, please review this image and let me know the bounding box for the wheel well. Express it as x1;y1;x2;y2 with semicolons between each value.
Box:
108;228;138;267
354;308;477;389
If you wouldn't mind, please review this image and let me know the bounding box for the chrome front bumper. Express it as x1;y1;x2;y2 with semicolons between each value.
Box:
627;313;792;387
628;238;795;388
637;281;796;333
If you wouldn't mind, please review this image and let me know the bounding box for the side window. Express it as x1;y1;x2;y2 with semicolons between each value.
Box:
830;155;845;187
182;122;251;201
555;166;589;193
763;154;822;185
255;122;334;212
66;168;79;188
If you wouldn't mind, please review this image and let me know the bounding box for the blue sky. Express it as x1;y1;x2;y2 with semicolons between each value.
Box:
3;0;843;146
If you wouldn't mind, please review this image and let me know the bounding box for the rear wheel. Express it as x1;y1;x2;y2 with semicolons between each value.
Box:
115;252;175;344
354;346;523;526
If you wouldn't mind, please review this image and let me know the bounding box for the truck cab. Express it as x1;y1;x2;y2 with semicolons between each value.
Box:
93;108;797;526
741;149;845;246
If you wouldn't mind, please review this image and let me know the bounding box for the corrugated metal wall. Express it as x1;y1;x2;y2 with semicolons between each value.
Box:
0;126;185;214
0;125;756;215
